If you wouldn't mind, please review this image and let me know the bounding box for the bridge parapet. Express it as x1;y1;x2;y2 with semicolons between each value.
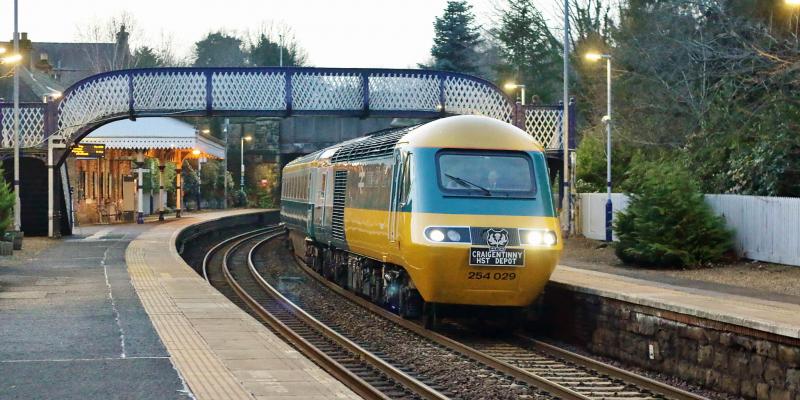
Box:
0;67;574;154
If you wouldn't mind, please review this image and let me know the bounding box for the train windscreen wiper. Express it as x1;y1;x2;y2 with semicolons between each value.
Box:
444;173;492;196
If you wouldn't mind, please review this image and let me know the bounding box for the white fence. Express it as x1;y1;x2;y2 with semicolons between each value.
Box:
577;193;800;267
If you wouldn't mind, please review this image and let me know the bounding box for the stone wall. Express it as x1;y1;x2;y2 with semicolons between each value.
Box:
540;284;800;400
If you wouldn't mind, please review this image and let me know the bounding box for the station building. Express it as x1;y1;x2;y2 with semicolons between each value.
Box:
68;118;224;225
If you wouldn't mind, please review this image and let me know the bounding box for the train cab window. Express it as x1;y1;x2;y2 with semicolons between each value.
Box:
436;150;536;198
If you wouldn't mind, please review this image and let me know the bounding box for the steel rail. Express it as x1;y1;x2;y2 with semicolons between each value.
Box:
201;227;273;282
209;228;390;400
242;232;449;400
514;335;708;400
291;256;589;400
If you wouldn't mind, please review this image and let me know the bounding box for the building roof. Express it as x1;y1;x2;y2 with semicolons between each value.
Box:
19;67;65;98
81;117;226;159
32;42;120;86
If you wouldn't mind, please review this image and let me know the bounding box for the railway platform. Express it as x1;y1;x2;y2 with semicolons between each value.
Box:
547;263;800;399
0;210;360;400
551;265;800;338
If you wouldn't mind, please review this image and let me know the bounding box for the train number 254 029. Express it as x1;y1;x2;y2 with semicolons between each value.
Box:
467;271;517;280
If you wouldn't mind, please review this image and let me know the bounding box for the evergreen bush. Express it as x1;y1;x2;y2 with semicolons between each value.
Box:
614;161;733;268
0;166;14;233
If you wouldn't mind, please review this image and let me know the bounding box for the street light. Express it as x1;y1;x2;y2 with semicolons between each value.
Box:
12;0;21;234
241;135;252;191
503;82;527;105
585;52;614;242
1;54;22;64
222;118;229;209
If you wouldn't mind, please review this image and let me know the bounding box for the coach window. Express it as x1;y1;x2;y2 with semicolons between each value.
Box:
399;153;412;206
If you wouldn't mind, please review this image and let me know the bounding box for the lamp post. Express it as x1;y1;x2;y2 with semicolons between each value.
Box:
563;0;572;237
12;0;20;233
240;135;252;192
0;49;23;223
586;52;613;242
279;34;284;67
503;82;526;105
221;119;229;209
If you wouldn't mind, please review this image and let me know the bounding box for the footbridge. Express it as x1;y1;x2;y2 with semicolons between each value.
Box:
0;67;575;236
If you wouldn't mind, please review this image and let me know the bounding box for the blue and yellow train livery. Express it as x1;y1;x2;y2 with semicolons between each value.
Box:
281;115;561;320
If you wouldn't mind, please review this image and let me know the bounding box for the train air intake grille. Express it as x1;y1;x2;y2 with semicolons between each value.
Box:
332;170;348;241
330;125;418;163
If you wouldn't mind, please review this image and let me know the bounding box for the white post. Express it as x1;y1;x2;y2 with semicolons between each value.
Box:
562;0;572;236
520;86;526;106
158;161;165;221
136;151;144;224
13;0;21;233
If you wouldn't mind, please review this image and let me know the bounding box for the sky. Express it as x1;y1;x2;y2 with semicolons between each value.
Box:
0;0;563;68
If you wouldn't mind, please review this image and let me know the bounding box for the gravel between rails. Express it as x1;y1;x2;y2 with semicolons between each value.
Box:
251;237;557;400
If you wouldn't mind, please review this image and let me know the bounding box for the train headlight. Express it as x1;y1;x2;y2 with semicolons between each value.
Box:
526;231;543;246
447;229;461;242
543;231;558;246
428;229;445;242
424;227;470;243
520;229;558;247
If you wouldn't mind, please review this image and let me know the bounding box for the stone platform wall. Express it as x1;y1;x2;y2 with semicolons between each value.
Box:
540;284;800;400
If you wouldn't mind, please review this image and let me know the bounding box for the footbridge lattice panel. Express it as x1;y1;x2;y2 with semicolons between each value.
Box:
0;67;574;153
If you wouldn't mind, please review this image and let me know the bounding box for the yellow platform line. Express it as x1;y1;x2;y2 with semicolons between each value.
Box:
126;227;254;400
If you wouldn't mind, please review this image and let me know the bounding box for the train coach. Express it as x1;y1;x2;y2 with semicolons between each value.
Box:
280;115;562;324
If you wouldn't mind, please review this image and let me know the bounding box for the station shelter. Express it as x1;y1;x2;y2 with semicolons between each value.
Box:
68;117;225;225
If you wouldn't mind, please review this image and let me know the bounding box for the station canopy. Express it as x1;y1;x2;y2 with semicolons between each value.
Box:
81;117;225;159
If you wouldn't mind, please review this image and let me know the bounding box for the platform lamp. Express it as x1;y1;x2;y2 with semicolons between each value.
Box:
503;82;526;105
585;52;614;242
240;135;252;192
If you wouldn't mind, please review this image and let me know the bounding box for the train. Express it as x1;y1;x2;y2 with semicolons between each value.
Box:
280;115;562;325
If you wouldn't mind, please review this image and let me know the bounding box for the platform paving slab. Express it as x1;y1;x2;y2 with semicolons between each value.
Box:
552;265;800;338
0;223;190;400
125;210;361;400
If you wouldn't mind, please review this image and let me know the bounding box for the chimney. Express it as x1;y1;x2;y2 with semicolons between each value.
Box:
115;25;130;69
18;32;33;69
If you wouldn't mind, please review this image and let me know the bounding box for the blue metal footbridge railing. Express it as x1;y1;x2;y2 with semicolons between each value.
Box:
0;67;575;154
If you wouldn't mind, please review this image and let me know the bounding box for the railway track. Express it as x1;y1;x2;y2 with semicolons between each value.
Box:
202;225;448;400
200;225;709;400
284;244;709;400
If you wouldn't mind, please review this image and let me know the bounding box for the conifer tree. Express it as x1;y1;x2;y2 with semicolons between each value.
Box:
614;161;733;268
427;1;482;74
494;0;562;103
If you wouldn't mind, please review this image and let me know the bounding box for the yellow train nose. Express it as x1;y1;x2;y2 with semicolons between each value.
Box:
399;213;562;306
